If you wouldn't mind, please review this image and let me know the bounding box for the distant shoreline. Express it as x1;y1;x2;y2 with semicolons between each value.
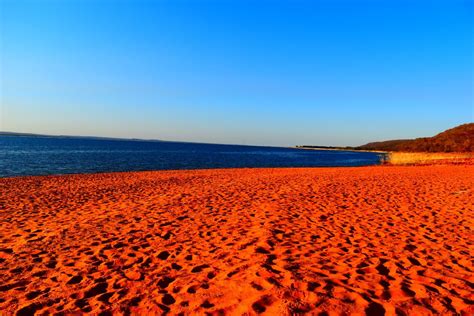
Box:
296;146;474;166
294;146;388;154
0;131;166;143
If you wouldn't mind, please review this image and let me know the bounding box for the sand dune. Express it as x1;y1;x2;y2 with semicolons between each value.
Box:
1;166;473;315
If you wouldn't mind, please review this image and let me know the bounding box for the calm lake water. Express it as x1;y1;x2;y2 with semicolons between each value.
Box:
0;136;384;177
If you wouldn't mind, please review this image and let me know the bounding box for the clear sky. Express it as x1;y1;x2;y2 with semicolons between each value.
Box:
1;0;472;146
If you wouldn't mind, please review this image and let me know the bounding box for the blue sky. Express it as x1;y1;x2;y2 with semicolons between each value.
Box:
1;0;472;146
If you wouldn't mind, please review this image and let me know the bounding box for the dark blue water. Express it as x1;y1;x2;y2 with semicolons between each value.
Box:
0;136;384;177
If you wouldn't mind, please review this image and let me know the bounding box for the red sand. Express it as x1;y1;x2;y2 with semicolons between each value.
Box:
1;166;473;315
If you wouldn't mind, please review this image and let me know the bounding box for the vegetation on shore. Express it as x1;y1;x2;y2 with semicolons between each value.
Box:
385;152;473;165
298;123;474;165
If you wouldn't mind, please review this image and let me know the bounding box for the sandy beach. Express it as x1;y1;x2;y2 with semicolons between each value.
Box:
1;165;472;315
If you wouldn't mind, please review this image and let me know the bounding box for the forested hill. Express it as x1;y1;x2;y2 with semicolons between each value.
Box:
357;123;474;152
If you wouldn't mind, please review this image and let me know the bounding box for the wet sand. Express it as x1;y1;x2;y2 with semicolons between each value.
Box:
1;166;473;315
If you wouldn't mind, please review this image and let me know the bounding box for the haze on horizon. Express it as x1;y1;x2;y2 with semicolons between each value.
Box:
0;0;472;147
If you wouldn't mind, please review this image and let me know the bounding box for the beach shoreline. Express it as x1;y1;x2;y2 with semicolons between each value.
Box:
1;165;472;315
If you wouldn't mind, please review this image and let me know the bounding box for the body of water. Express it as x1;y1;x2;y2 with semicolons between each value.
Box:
0;136;384;177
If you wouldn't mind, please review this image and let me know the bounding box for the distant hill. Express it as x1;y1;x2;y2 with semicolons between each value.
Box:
0;131;49;137
358;123;474;152
0;131;165;142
